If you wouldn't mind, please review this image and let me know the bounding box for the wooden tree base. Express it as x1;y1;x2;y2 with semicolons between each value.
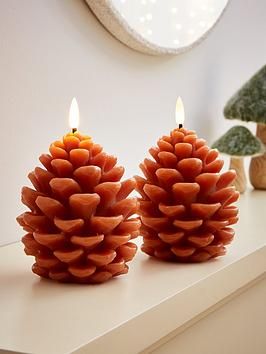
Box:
249;123;266;190
229;157;247;193
249;154;266;189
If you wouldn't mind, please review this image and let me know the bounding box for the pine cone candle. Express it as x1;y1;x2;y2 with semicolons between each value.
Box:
136;127;239;263
17;131;139;283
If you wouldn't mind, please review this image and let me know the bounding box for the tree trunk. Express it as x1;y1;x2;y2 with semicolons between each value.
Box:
229;157;247;193
249;123;266;190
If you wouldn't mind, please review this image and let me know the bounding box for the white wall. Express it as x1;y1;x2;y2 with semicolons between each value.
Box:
0;0;265;245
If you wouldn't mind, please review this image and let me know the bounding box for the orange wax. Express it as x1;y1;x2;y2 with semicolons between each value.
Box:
136;127;239;262
17;131;139;283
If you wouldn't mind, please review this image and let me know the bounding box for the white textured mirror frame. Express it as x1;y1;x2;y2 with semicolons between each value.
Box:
86;0;229;55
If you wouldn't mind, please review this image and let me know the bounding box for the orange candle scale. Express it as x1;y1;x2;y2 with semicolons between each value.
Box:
17;99;139;283
136;98;239;262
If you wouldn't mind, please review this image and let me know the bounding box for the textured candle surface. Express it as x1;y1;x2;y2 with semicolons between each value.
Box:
17;132;139;283
136;128;239;262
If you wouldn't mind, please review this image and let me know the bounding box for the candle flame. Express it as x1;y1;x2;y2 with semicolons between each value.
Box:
69;97;79;131
175;96;185;126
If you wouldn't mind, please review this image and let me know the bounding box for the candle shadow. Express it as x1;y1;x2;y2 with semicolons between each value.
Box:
138;254;220;276
0;270;30;289
29;274;112;300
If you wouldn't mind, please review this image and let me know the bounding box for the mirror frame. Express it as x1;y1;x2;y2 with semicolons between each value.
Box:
86;0;230;55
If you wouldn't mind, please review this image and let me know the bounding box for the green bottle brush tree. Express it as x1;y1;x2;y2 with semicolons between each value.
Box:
224;64;266;189
212;126;264;193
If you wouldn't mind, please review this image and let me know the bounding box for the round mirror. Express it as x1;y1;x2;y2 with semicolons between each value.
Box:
86;0;229;55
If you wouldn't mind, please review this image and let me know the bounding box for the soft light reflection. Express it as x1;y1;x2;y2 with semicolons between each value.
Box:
112;0;227;48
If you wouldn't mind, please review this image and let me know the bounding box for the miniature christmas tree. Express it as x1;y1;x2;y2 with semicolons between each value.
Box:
224;64;266;189
212;126;264;193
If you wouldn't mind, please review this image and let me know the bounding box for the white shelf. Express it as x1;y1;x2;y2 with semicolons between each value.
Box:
0;190;265;354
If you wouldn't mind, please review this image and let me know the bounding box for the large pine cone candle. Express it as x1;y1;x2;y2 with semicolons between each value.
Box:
136;127;239;262
17;132;140;283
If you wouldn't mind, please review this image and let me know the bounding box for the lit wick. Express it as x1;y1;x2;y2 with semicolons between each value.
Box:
69;97;80;134
175;96;185;129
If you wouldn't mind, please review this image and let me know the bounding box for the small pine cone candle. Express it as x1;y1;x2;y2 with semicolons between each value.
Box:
136;127;239;263
17;132;140;283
